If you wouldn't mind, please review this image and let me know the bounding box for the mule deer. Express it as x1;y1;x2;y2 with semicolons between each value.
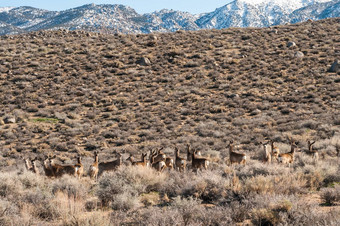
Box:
43;157;54;177
228;141;246;165
49;156;76;177
165;156;174;170
150;155;166;172
127;153;148;166
174;147;186;172
305;140;318;162
278;139;297;167
270;140;280;162
74;156;84;179
98;153;122;177
89;151;99;180
150;148;166;163
25;158;32;171
25;157;40;175
186;144;201;162
187;145;209;171
261;142;271;163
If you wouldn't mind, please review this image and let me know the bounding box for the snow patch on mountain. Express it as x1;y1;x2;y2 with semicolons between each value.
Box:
0;7;14;13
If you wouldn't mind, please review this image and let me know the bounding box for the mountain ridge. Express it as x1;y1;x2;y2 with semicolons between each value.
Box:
0;0;339;34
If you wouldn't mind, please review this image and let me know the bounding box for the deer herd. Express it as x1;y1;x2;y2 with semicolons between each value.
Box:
24;138;321;180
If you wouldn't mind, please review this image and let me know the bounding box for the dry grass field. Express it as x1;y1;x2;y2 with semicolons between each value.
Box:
0;18;339;225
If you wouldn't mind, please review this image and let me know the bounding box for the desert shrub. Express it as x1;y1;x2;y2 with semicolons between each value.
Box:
299;165;324;190
196;206;233;225
140;207;183;226
18;171;45;189
323;169;340;186
51;175;87;200
157;170;192;197
282;201;340;225
32;200;61;220
243;172;307;196
320;185;340;206
23;188;49;206
0;172;23;200
96;166;166;209
62;211;112;226
171;196;203;225
0;199;20;226
183;170;230;203
237;161;286;179
0;199;20;216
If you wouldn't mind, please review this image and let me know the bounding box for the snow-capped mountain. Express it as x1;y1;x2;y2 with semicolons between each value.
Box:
0;0;339;35
0;6;57;29
143;9;200;33
27;4;143;33
290;0;340;22
197;0;336;28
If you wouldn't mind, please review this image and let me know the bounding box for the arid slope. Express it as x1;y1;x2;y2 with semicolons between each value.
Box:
0;18;339;163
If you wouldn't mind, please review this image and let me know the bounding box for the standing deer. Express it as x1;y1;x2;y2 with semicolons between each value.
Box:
305;140;318;162
165;156;174;170
186;144;201;162
187;145;209;171
270;140;280;162
126;153;148;166
174;147;186;172
89;151;99;180
74;156;84;179
191;149;209;171
150;155;166;172
25;157;40;175
98;153;122;177
150;148;166;163
49;156;76;177
25;158;32;171
228;141;247;165
278;139;297;167
261;142;271;163
43;157;54;177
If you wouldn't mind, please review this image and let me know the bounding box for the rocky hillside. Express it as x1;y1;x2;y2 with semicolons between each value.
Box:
0;18;339;164
0;0;340;34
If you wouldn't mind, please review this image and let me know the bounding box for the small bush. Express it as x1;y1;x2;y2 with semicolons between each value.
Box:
96;166;166;208
320;185;340;206
51;175;87;200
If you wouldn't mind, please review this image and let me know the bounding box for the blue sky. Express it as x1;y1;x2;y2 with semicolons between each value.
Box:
0;1;232;14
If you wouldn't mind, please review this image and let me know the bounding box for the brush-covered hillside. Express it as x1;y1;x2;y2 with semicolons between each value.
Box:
0;18;339;160
0;17;339;226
